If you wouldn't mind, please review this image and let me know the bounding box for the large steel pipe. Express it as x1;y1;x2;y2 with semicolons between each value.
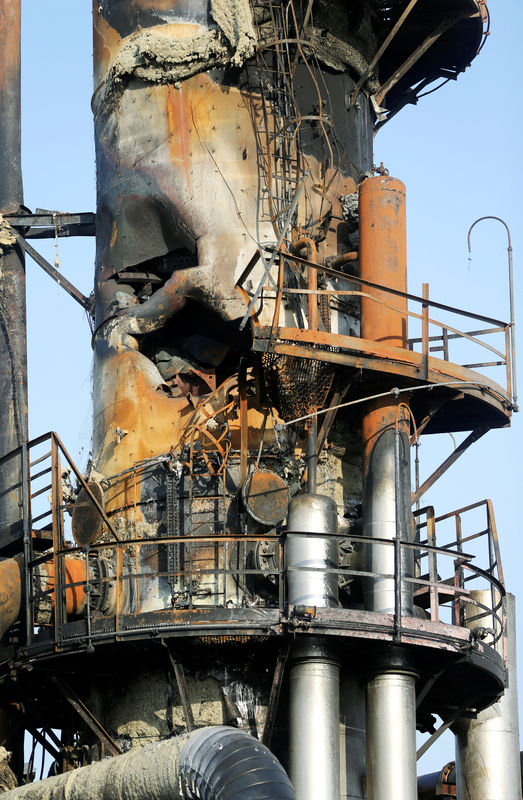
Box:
0;0;26;543
455;592;521;799
362;398;413;615
0;725;295;800
289;641;340;800
359;174;413;616
286;495;340;800
359;174;417;800
286;493;339;608
359;175;407;348
366;671;417;800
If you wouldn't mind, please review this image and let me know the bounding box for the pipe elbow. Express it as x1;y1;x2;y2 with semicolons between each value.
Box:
179;726;295;800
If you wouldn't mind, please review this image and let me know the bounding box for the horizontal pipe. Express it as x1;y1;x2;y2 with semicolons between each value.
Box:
0;555;95;638
0;557;22;638
0;726;295;800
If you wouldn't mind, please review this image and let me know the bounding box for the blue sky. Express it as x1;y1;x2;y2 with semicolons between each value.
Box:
19;0;523;776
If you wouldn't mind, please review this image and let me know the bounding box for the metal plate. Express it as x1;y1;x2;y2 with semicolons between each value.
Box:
72;481;104;546
241;469;289;526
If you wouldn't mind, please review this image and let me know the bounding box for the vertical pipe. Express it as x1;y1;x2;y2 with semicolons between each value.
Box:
289;640;340;800
455;592;521;800
307;416;318;495
366;672;417;800
286;494;338;609
0;0;26;541
359;176;407;349
362;398;413;615
359;175;412;616
359;175;417;800
286;494;340;800
340;675;366;800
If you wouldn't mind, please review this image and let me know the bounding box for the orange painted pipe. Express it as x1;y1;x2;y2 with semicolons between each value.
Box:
43;557;90;617
362;396;409;482
359;175;407;348
292;237;318;332
0;555;90;639
0;557;22;639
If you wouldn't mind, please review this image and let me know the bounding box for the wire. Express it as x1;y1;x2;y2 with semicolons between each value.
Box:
282;380;497;427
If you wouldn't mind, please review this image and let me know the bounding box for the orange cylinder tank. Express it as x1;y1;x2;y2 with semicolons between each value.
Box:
0;557;22;638
43;557;90;617
359;175;407;348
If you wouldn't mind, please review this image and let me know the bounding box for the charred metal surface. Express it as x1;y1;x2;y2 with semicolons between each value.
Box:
5;212;96;239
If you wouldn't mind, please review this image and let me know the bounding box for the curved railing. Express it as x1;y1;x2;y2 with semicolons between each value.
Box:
0;432;506;661
237;248;517;413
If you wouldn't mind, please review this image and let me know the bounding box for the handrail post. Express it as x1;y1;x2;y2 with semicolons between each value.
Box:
17;373;32;645
468;215;518;410
51;434;65;646
422;282;429;379
505;324;512;401
426;507;438;622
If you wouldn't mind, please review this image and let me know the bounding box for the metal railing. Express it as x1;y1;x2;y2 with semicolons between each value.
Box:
0;431;116;646
0;430;505;654
414;499;504;642
236;249;517;409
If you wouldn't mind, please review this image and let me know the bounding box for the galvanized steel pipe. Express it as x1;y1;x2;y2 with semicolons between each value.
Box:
285;493;339;608
286;494;340;800
0;725;295;800
455;592;521;800
366;671;417;800
362;398;413;615
289;641;340;800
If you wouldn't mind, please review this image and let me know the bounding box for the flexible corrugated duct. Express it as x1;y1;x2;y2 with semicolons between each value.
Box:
0;726;295;800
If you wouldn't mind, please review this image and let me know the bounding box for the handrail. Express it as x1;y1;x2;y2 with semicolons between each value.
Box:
3;424;506;658
35;503;505;648
236;247;516;407
261;286;508;365
258;246;509;328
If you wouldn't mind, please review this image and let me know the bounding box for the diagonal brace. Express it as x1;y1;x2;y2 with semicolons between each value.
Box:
412;426;488;505
15;233;91;312
49;675;122;756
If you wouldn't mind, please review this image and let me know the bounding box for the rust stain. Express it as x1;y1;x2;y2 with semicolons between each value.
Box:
109;220;118;249
0;2;21;95
166;83;191;187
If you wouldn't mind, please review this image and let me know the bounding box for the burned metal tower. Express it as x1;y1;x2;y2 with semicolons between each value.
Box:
0;2;520;799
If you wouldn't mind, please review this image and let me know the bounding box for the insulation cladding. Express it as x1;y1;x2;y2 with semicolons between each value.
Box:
1;2;520;800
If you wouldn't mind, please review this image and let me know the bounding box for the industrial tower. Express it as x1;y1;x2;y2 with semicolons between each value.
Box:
0;1;519;799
